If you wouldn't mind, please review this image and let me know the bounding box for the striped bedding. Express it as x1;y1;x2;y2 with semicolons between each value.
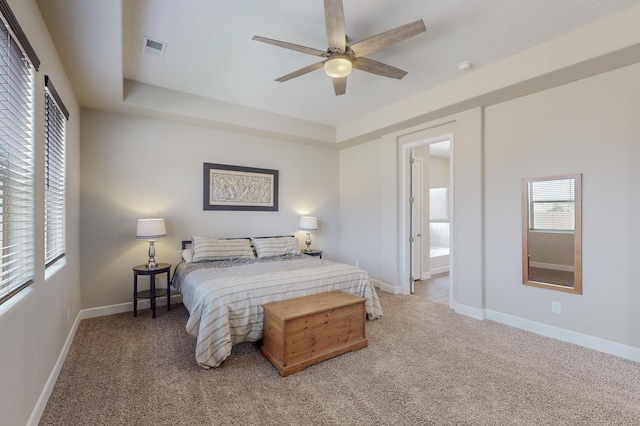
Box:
172;254;383;369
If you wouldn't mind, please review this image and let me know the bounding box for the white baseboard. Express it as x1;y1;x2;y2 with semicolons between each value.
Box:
453;302;486;320
430;266;450;275
80;301;133;319
80;294;182;319
486;309;640;363
418;267;451;281
371;279;397;294
448;304;640;363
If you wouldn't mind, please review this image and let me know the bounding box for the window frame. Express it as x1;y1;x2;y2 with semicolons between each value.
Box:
0;0;39;305
527;177;576;233
44;75;68;268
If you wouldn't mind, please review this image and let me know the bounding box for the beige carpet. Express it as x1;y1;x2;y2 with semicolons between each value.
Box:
40;292;640;425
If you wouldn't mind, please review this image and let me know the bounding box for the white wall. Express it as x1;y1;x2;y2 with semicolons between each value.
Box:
429;156;450;188
0;1;82;425
484;62;640;349
80;110;340;309
338;138;396;286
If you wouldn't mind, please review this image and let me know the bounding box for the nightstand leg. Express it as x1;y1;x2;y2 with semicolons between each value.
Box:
166;270;171;312
133;274;138;317
150;275;156;318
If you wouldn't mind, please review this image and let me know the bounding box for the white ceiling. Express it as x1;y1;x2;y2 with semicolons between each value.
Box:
37;0;640;130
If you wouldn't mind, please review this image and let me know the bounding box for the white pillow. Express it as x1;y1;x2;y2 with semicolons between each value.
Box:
251;236;301;258
191;236;255;262
180;248;194;263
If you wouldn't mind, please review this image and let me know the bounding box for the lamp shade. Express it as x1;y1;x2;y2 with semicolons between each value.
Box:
136;218;167;240
299;216;318;231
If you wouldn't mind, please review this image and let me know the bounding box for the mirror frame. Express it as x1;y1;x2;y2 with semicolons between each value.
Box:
522;173;582;294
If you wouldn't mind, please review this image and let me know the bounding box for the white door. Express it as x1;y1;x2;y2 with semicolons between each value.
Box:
411;156;423;286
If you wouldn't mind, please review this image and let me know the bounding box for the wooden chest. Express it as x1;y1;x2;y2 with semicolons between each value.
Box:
261;290;368;377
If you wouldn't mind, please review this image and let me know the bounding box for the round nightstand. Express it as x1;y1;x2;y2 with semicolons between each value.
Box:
132;263;171;318
301;249;323;259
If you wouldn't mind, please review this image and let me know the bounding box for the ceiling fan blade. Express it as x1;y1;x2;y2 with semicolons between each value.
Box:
252;36;327;57
324;0;346;52
349;19;426;57
352;57;408;79
275;62;325;82
332;76;347;96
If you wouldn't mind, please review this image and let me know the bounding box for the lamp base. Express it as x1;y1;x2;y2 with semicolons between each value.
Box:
305;232;312;250
147;240;157;269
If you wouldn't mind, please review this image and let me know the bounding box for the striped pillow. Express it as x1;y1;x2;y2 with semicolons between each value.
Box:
251;236;301;258
191;236;255;262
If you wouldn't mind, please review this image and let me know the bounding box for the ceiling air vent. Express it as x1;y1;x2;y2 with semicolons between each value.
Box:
142;36;167;58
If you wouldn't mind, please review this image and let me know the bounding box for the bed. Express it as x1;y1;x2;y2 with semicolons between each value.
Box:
171;235;383;369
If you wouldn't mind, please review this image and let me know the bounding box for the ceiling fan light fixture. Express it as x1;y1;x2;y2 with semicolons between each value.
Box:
324;55;352;78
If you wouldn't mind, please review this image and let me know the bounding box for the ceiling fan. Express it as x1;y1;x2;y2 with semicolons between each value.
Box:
252;0;426;96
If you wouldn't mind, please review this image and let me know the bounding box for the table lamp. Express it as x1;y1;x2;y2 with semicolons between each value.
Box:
136;218;166;268
299;216;318;250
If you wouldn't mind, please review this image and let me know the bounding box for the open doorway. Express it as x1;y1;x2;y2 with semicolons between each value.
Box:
402;134;453;305
413;141;451;303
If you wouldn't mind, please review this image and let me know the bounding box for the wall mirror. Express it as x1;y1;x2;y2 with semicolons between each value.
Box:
522;173;582;294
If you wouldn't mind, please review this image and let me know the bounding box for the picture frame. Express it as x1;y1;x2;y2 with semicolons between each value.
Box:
203;163;278;211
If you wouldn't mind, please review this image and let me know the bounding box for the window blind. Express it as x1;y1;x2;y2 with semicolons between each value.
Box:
44;76;67;268
0;2;37;304
529;178;575;232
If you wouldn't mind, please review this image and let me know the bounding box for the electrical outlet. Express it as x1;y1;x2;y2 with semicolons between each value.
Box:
551;301;562;314
355;260;359;267
67;307;71;322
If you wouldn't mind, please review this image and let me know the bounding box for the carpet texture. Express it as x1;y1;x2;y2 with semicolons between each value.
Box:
40;292;640;425
528;267;574;287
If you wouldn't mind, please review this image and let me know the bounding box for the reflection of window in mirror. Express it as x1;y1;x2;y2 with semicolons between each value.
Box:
522;174;582;294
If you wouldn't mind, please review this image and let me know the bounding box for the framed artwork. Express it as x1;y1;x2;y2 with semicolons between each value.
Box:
203;163;278;211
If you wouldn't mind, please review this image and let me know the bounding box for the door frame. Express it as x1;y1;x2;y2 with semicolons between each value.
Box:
401;133;454;300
